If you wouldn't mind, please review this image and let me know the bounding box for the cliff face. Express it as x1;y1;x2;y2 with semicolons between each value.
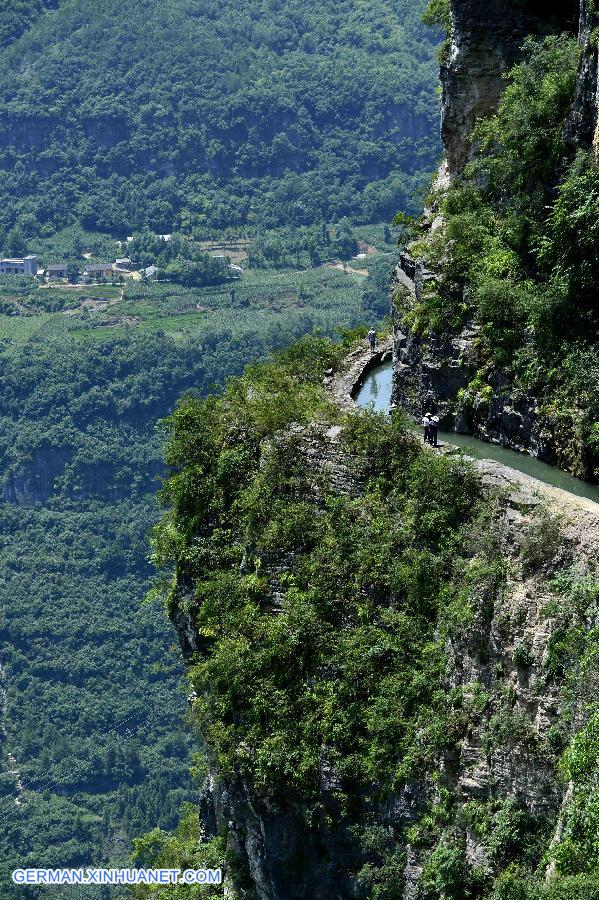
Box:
393;0;599;480
392;257;598;479
391;258;592;476
166;344;598;899
442;0;583;175
189;458;598;899
567;0;599;154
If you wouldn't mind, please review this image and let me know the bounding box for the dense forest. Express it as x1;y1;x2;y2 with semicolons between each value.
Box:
0;0;442;892
0;262;389;897
0;0;440;243
0;0;57;48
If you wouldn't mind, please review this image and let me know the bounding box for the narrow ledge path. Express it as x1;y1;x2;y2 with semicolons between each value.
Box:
327;339;599;546
326;337;393;413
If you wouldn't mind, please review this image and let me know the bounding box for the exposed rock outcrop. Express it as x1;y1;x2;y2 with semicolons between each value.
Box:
392;253;596;479
567;0;599;155
442;0;580;175
391;257;546;455
177;445;598;899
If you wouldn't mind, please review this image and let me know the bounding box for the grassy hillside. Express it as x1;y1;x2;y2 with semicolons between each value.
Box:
0;0;440;242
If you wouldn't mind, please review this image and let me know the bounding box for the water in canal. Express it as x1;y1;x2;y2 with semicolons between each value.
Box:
353;359;394;413
354;359;599;504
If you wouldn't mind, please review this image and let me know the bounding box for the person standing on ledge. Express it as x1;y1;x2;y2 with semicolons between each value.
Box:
430;414;439;447
422;412;432;444
367;328;376;352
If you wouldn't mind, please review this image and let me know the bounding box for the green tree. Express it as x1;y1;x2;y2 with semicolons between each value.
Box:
66;261;81;283
5;226;27;256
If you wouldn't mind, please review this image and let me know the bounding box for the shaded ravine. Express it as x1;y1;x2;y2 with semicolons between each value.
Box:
339;348;599;511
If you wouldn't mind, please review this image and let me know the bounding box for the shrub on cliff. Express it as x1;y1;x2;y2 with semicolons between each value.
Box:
146;336;515;895
155;368;482;795
412;32;580;326
408;30;599;478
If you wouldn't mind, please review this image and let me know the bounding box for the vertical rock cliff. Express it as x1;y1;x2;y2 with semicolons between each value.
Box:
442;0;581;175
193;452;598;900
567;0;599;154
393;0;599;480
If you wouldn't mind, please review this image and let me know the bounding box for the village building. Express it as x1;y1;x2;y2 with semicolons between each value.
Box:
0;255;38;276
114;258;132;271
84;263;114;279
46;264;68;280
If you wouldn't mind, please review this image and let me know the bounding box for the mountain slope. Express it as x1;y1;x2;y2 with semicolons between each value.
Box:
0;0;440;241
0;0;444;893
144;337;599;899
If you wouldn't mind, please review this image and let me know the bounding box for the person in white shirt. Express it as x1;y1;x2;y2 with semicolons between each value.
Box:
421;413;431;444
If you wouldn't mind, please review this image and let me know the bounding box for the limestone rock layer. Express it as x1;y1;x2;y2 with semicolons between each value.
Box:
443;0;592;174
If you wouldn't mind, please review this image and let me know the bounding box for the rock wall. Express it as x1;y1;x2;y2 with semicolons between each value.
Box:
391;256;596;479
391;255;545;456
394;0;599;478
567;0;599;156
443;0;581;175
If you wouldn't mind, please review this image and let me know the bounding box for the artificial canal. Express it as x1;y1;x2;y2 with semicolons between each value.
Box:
354;358;599;505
